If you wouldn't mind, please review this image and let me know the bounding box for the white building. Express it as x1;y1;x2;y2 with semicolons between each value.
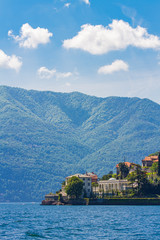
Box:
98;178;131;195
65;174;92;197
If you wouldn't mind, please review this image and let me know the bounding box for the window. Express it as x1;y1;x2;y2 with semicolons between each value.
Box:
88;183;90;186
83;178;85;181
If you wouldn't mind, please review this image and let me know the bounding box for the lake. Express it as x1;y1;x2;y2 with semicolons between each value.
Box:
0;203;160;239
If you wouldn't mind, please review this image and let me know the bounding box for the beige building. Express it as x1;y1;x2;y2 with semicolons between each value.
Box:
65;174;92;197
97;178;131;195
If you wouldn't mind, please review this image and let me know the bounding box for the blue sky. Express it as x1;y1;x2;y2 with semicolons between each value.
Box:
0;0;160;103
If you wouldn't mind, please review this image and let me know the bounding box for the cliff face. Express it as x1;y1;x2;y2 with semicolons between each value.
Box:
0;86;160;201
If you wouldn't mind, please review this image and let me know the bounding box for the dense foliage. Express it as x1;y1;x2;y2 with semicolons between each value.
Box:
65;176;83;199
118;163;129;179
1;86;160;201
127;165;160;196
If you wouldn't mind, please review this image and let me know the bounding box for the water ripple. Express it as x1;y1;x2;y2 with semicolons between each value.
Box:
1;204;160;239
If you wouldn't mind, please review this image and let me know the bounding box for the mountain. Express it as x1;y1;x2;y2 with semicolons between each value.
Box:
0;86;160;202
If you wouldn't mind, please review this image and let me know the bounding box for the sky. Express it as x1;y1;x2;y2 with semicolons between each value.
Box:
0;0;160;103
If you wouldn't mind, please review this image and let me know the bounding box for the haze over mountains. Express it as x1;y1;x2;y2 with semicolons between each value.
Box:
0;86;160;201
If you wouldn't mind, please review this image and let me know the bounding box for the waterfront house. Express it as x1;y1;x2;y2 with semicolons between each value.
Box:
142;155;158;167
65;173;92;197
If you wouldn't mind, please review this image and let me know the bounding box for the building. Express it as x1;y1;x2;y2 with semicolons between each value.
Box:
65;173;92;197
142;155;158;167
97;178;131;195
116;162;137;175
86;172;98;183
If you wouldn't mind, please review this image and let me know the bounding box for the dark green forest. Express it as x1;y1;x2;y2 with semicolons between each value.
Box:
0;86;160;202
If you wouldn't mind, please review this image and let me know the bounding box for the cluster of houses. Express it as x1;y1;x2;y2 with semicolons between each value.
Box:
45;154;159;200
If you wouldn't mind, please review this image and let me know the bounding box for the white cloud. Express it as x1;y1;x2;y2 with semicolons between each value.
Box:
98;60;129;74
82;0;90;5
0;50;22;72
37;67;72;79
64;3;71;8
8;23;53;49
63;20;160;55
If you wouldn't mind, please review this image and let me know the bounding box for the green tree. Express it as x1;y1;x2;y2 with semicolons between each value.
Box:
101;174;112;180
101;171;114;180
118;163;129;179
151;162;158;180
134;165;150;195
151;162;158;174
127;172;136;190
127;165;150;195
65;176;84;199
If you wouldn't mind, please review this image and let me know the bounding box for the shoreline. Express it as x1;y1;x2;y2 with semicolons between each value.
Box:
41;198;160;206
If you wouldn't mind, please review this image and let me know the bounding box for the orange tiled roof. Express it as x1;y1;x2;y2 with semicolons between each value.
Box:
151;156;158;160
116;162;134;168
153;160;158;163
143;157;152;161
142;156;159;162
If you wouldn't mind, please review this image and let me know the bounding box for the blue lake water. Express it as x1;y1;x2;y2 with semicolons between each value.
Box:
1;203;160;239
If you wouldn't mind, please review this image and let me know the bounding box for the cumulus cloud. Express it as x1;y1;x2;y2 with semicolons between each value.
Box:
0;50;22;72
82;0;90;5
64;3;71;8
63;20;160;55
37;67;72;79
8;23;53;49
98;60;129;74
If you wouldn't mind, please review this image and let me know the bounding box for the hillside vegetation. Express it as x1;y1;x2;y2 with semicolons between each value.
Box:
0;86;160;201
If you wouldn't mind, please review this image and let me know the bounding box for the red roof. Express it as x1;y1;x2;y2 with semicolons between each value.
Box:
153;160;158;163
116;162;135;168
151;156;158;160
142;156;159;162
86;172;98;179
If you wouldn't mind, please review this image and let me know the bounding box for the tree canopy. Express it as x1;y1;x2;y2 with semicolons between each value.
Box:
101;173;113;180
151;162;158;174
118;163;129;179
65;176;84;199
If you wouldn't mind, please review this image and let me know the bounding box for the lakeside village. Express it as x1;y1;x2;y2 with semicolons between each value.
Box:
42;152;160;205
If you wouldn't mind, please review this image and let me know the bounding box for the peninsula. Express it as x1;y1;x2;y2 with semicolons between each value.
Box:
41;152;160;205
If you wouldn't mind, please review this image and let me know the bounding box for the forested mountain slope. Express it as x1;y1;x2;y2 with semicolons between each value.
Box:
0;86;160;201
